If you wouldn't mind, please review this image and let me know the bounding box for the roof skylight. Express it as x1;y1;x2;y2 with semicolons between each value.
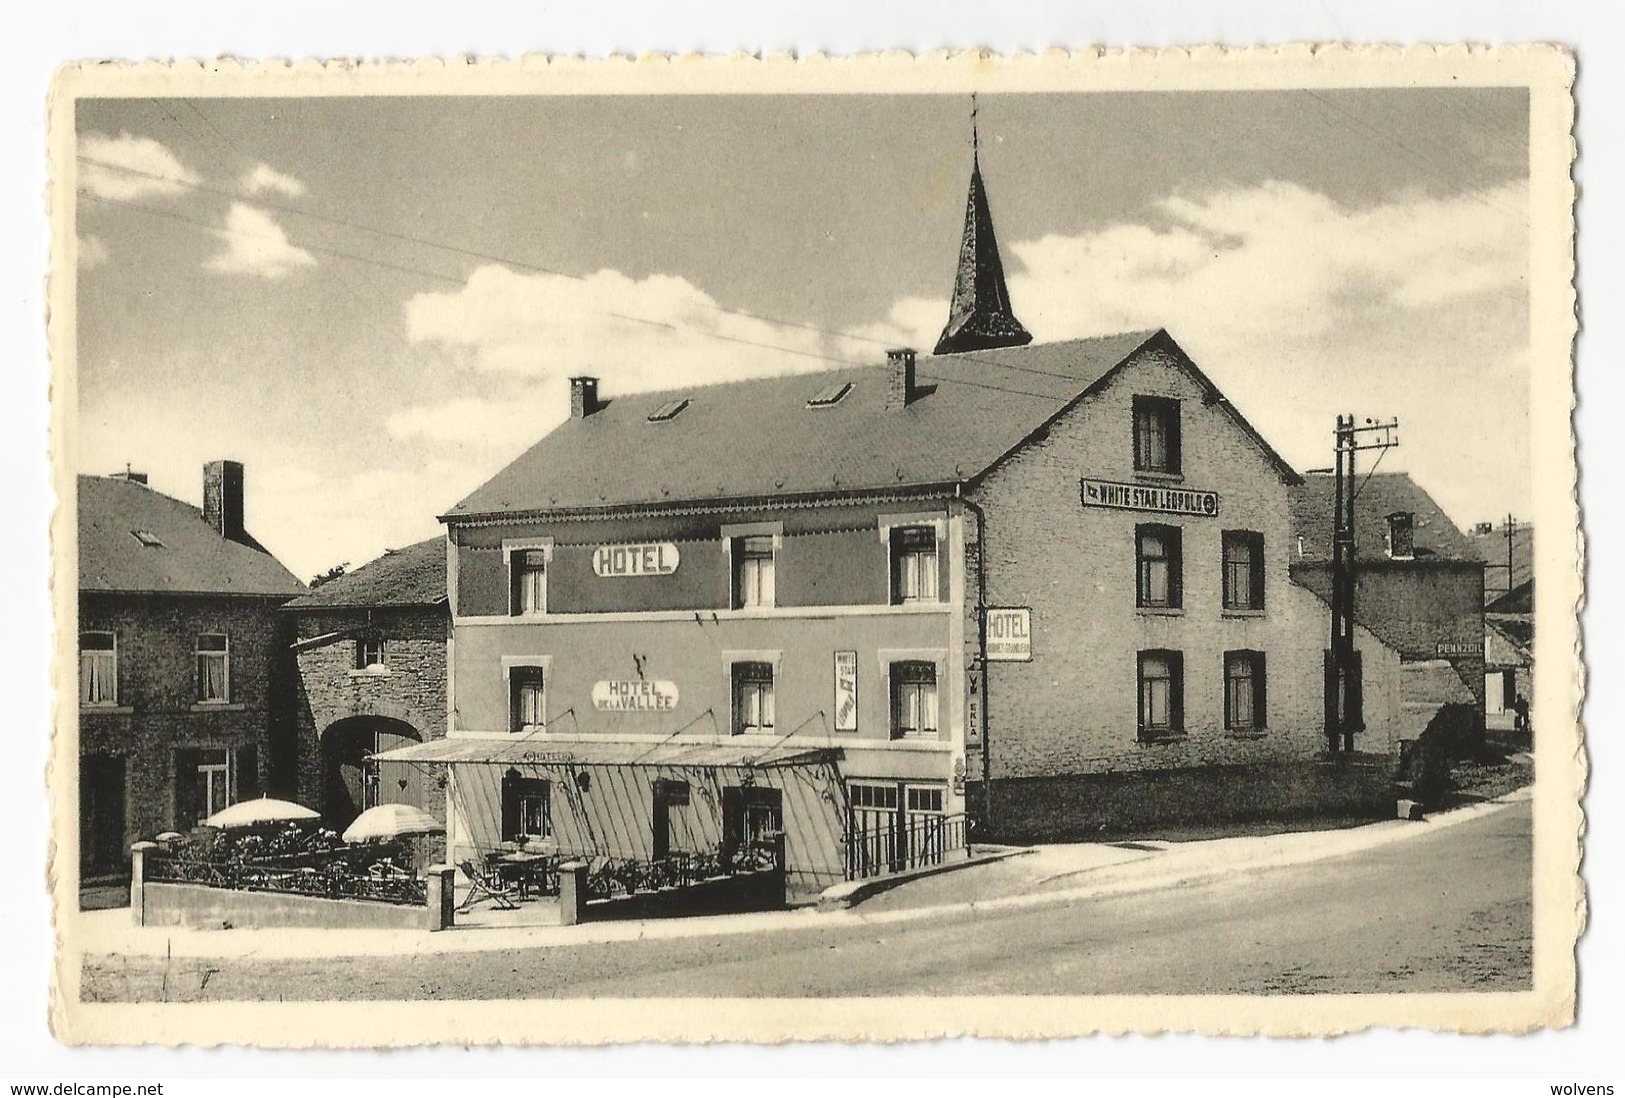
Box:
806;382;854;408
647;398;691;422
130;529;164;548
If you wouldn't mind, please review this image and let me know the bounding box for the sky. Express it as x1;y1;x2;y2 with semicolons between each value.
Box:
73;90;1530;581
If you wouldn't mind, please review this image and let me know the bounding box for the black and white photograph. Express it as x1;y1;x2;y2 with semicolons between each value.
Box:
47;49;1580;1045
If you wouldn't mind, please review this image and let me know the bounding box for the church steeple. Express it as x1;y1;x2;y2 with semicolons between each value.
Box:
933;97;1033;356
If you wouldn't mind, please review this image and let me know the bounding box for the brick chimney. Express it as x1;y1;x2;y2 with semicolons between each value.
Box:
1386;511;1415;560
570;376;601;419
203;460;246;544
886;348;919;410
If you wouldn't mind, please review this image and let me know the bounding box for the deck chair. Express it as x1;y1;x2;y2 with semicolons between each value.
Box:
456;859;519;911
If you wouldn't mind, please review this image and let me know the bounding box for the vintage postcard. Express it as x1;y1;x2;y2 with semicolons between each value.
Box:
47;46;1580;1045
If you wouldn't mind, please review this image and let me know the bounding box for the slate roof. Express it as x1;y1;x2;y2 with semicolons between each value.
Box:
283;537;447;610
1289;472;1480;564
78;474;306;598
1470;523;1534;602
446;329;1301;521
935;152;1033;355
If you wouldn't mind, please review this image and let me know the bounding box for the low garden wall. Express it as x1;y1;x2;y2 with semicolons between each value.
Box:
582;868;787;921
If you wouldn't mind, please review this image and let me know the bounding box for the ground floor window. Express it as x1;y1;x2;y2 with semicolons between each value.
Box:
1138;650;1184;740
174;746;256;828
845;780;948;875
889;660;939;739
1224;650;1268;732
500;770;552;841
722;785;783;870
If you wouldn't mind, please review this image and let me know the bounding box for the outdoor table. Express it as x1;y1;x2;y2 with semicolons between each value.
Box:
495;851;553;899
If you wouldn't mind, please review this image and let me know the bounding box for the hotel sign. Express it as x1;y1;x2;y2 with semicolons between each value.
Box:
592;680;680;712
985;607;1033;662
593;542;680;578
833;651;858;732
1080;478;1220;517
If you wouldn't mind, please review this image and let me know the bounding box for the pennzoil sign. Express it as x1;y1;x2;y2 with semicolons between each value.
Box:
1080;478;1219;517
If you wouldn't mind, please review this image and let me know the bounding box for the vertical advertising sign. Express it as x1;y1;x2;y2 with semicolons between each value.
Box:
833;650;858;732
965;666;982;746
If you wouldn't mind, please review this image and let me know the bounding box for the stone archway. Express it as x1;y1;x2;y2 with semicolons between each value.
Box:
320;715;426;828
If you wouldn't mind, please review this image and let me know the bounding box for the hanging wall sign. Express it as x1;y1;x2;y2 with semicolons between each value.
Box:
985;607;1033;662
1080;478;1219;517
592;543;681;578
592;679;680;712
965;667;982;746
833;651;858;732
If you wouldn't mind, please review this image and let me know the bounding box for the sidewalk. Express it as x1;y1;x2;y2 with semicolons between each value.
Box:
71;789;1529;962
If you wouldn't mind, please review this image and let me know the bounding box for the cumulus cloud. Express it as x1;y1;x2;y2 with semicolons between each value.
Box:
205;202;317;278
77;234;110;270
242;163;307;198
79;132;201;201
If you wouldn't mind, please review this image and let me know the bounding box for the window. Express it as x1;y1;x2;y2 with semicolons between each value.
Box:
501;770;552;841
732;661;775;735
732;536;776;609
509;667;546;733
647;398;691;422
1138;650;1184;740
1133;396;1181;474
355;637;386;670
890;660;939;739
890;526;939;604
905;784;947;867
175;746;255;828
1136;524;1182;609
1225;650;1268;732
196;633;229;703
80;631;117;706
510;549;547;615
129;529;164;548
807;381;853;408
1222;530;1266;611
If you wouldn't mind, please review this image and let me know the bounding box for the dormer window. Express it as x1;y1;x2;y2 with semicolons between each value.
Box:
647;398;690;422
1387;512;1415;560
130;529;164;548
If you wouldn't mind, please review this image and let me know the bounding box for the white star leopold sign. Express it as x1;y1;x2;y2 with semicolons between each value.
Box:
1080;478;1220;517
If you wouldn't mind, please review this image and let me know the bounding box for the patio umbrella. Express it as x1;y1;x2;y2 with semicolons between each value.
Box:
342;803;444;844
203;797;320;830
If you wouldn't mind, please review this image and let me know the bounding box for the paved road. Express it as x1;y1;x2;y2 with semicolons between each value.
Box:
83;801;1530;1000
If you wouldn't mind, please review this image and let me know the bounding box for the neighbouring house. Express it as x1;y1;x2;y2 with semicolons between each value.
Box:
376;142;1425;876
1289;472;1488;745
1470;520;1535;731
283;537;450;828
76;463;306;880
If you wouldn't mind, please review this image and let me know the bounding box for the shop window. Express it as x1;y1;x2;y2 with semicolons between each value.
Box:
1138;650;1184;740
79;631;117;707
501;770;552;841
509;667;546;732
355;636;387;670
732;535;776;609
1133;395;1181;475
1225;650;1268;732
1222;530;1266;611
732;661;775;735
1136;524;1182;609
510;549;547;615
889;660;939;739
195;633;230;703
890;526;939;604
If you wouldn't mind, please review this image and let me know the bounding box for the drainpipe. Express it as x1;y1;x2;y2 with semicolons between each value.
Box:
957;485;993;832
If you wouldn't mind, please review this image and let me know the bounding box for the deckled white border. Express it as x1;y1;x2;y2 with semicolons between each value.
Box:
44;45;1581;1047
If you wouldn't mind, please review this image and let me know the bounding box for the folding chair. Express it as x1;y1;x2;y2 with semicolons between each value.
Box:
456;858;520;911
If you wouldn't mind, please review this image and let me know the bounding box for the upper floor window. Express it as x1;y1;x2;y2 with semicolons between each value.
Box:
1225;650;1267;733
80;631;117;707
1138;650;1184;740
732;661;776;736
196;633;229;703
890;660;939;739
890;526;939;604
509;667;546;733
1222;530;1266;611
1133;396;1181;475
356;637;387;670
1136;524;1183;609
733;536;776;609
511;549;548;615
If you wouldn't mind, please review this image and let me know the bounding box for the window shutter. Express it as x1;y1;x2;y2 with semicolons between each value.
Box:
235;744;259;802
1253;652;1267;729
1170;528;1184;608
1250;533;1266;609
1171;653;1185;730
1167;405;1182;474
500;769;521;841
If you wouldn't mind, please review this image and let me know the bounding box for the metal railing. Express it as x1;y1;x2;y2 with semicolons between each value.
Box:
843;812;968;881
583;842;783;901
146;853;428;906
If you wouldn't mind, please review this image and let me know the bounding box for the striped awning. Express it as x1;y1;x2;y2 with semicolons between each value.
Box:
371;735;842;770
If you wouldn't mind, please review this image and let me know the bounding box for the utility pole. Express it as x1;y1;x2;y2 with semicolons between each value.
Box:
1327;414;1400;754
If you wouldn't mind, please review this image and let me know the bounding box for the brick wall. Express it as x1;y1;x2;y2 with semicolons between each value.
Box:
965;345;1405;788
77;592;297;861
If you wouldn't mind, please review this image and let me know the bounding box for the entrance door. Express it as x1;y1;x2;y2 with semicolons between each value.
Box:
652;779;690;859
722;785;783;868
80;755;126;875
